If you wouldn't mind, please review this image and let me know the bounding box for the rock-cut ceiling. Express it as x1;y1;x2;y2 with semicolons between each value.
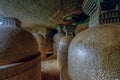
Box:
0;0;83;28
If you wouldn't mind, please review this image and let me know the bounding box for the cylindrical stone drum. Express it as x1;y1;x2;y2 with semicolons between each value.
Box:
0;26;41;80
68;24;120;80
0;54;41;80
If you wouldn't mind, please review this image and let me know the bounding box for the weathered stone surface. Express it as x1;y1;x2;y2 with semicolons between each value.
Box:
0;27;38;65
68;24;120;80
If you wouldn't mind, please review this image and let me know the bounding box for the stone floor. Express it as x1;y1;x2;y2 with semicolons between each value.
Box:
41;59;60;80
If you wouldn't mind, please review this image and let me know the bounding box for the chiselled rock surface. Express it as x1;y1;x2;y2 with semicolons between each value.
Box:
68;24;120;80
0;27;39;65
0;0;82;28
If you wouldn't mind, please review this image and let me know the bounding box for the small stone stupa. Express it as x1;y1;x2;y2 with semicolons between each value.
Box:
0;17;41;80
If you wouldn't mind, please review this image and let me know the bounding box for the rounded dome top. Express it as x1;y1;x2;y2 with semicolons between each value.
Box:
59;35;73;51
53;32;65;51
68;24;120;80
0;27;39;65
54;32;65;43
